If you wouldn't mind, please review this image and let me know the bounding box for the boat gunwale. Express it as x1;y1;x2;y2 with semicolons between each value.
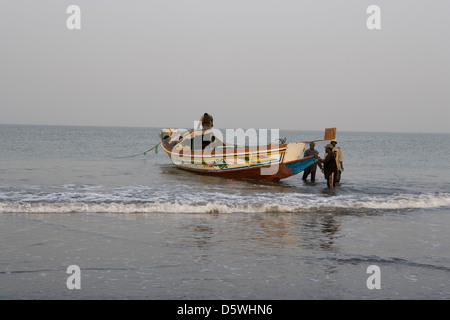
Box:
169;154;315;173
161;142;288;158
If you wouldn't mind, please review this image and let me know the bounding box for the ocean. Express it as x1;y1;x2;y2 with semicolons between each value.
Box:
0;124;449;300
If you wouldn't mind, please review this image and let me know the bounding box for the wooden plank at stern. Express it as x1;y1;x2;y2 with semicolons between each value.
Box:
303;127;336;143
323;127;336;141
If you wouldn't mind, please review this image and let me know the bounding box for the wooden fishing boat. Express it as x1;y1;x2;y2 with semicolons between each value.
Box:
160;127;336;181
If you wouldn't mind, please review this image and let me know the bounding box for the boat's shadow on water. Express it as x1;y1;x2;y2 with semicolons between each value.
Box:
158;164;299;189
159;164;346;196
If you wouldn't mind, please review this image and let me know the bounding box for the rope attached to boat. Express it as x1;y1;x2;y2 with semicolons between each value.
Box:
113;142;161;159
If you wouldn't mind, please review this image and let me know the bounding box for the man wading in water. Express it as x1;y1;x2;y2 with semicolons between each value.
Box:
302;142;323;182
315;144;338;188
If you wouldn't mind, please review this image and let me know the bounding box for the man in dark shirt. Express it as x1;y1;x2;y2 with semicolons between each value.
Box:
316;144;338;188
302;142;323;182
196;112;214;150
198;113;213;130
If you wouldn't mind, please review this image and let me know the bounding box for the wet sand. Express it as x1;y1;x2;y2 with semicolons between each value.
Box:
2;209;450;300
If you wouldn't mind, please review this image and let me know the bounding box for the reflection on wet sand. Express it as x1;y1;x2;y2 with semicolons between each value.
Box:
172;212;342;262
167;211;344;286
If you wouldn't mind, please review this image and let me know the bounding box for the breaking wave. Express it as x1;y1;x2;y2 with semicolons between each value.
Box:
1;192;449;214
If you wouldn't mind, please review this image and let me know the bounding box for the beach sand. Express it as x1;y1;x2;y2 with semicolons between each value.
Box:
2;209;450;300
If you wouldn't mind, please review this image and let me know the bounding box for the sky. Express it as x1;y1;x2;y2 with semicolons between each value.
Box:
1;0;449;133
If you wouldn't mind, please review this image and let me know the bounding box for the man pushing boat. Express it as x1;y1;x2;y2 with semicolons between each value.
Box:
315;144;338;188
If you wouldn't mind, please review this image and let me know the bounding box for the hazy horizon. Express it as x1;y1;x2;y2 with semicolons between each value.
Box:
2;122;449;136
1;1;449;134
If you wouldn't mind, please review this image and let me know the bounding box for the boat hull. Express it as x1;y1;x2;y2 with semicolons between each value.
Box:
173;156;317;181
160;128;318;181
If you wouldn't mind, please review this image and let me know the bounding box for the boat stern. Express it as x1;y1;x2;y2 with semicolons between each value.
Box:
283;142;306;163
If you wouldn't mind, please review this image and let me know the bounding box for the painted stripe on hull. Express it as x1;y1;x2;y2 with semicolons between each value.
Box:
285;157;317;175
174;156;315;181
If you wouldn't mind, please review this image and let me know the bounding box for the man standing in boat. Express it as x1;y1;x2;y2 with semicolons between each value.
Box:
302;142;322;182
197;113;213;131
197;113;214;150
316;144;338;188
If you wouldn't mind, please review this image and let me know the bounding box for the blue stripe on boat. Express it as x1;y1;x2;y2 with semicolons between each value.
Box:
285;158;317;175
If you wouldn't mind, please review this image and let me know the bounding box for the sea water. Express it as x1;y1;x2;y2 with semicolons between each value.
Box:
0;124;449;299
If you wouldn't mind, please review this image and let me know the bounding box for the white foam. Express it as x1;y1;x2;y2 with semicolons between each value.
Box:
0;192;449;214
341;193;450;210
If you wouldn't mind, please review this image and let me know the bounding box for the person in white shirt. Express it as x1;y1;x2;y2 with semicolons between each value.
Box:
330;140;344;183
